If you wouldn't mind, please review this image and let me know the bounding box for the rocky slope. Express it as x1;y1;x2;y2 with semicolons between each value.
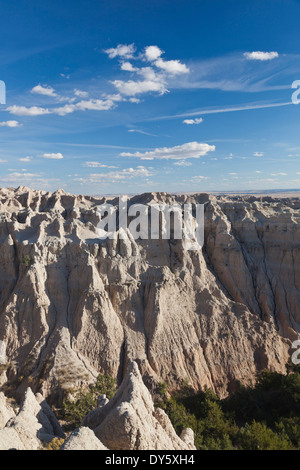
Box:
0;361;195;450
0;187;298;403
81;361;196;450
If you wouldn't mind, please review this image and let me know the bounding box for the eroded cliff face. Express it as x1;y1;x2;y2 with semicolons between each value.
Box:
0;187;297;401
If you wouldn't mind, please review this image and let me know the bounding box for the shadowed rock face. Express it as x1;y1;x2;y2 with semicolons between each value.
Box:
0;187;297;401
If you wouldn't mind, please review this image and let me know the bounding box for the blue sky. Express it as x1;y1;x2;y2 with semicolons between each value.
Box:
1;0;300;194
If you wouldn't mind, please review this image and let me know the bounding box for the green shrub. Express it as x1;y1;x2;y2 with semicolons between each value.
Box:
22;255;32;267
237;421;294;450
62;373;117;430
161;362;300;450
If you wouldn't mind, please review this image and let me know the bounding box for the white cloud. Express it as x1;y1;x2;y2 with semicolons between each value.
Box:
191;175;209;181
31;84;57;97
105;43;136;59
0;159;7;163
104;93;124;102
53;104;77;116
18;156;33;162
74;89;89;98
39;152;63;160
271;172;287;176
0;171;60;187
173;160;192;167
111;79;167;96
120;141;215;160
75;166;153;184
253;152;264;157
128;97;141;103
183;118;203;125
154;57;189;75
244;51;279;61
108;44;189;98
137;66;159;81
53;98;115;115
0;120;22;127
75;98;114;111
7;105;50;116
8;98;115;117
83;162;117;168
120;62;137;72
144;46;163;62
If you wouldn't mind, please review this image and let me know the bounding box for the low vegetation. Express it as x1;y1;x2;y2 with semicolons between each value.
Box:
62;373;117;430
156;361;300;450
45;437;66;450
60;362;300;449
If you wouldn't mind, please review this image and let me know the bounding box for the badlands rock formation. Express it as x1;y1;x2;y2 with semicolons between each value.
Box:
0;362;195;450
0;187;298;403
60;427;108;450
0;387;64;450
82;361;196;450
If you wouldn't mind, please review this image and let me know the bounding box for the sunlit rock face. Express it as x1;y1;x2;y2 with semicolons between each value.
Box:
0;187;297;401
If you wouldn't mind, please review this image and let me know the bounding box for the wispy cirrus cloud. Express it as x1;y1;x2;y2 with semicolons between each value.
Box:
166;51;294;94
128;128;157;136
145;100;293;122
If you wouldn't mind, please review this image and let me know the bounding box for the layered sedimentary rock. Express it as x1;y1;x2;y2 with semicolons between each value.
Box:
0;187;298;401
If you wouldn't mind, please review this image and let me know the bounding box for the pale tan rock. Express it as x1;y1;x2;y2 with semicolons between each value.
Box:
0;392;15;428
180;428;196;449
0;427;25;450
60;427;108;450
2;387;64;450
0;189;297;401
82;362;196;450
